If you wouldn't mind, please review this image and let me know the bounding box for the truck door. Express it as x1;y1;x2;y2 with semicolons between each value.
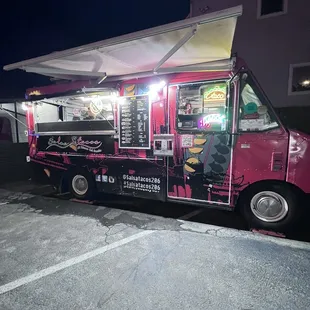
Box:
167;80;234;206
233;72;288;187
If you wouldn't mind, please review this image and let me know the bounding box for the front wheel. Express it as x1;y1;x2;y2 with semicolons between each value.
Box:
240;183;301;232
69;170;96;200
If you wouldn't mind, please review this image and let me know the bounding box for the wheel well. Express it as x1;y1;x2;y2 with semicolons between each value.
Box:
235;180;305;212
59;172;69;194
59;167;95;194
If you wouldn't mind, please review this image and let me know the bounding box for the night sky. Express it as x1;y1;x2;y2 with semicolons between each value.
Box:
0;0;189;99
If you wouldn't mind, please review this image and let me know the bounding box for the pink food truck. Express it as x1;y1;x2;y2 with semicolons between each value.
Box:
4;6;310;232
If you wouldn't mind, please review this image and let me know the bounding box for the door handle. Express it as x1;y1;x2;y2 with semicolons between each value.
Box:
227;134;232;146
227;133;240;147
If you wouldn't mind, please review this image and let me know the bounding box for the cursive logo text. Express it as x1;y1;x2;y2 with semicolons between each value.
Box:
46;136;102;153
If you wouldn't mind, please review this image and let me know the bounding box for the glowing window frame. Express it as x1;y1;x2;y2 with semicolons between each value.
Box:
175;79;230;133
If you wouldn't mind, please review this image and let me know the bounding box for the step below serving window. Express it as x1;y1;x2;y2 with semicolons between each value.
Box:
177;81;228;132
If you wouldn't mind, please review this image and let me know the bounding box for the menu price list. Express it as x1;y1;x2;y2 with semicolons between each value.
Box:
119;95;150;149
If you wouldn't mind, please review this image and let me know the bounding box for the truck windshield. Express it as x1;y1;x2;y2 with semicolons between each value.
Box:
177;81;228;132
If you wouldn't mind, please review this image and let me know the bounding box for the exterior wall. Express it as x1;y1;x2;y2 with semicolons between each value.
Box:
276;107;310;134
0;102;31;184
0;143;31;185
191;0;310;107
0;103;28;143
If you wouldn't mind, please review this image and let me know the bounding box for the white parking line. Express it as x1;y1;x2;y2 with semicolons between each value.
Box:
0;230;153;295
178;209;204;220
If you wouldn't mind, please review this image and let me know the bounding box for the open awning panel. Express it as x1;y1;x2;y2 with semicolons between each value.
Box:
4;6;242;80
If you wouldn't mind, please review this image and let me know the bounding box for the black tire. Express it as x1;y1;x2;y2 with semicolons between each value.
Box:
68;169;96;200
239;182;301;233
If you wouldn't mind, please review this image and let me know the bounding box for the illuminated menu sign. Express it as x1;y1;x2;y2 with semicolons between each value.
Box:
118;95;150;149
203;84;226;104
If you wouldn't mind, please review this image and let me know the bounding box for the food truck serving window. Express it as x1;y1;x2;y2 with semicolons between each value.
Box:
34;93;116;134
177;81;228;132
35;96;114;123
64;96;114;122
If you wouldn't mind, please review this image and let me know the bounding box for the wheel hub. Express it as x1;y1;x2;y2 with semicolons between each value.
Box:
72;175;88;196
250;191;288;223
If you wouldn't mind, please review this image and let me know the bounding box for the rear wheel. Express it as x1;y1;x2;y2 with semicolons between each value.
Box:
69;170;96;200
240;183;301;232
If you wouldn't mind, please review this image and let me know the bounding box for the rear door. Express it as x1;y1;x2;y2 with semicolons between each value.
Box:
167;79;234;206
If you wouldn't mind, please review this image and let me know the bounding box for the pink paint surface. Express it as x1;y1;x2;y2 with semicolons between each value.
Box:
233;128;288;187
286;130;310;193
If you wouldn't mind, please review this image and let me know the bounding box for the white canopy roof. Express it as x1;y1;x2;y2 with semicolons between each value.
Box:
4;6;242;81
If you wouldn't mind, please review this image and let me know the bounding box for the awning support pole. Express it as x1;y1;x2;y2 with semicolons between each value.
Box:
153;24;198;74
97;74;107;84
23;66;107;77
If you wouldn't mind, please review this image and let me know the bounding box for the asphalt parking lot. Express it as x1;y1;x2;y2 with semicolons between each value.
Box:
4;180;309;242
0;187;310;310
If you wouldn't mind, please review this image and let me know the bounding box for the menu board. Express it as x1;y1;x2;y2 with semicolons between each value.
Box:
118;95;150;149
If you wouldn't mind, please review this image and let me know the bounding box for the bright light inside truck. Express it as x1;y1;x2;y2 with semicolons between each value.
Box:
22;102;28;111
118;97;127;105
110;92;118;99
148;80;166;101
149;80;166;92
301;79;310;87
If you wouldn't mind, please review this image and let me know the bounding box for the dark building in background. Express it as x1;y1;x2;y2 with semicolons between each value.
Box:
190;0;310;108
190;0;310;132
